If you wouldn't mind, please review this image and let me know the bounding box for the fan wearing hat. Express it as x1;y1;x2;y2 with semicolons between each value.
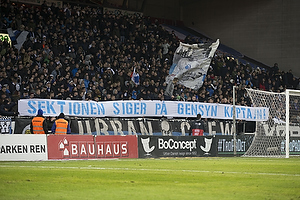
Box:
31;109;48;134
51;113;71;134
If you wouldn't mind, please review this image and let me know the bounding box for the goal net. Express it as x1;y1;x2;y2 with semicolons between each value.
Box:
243;88;300;158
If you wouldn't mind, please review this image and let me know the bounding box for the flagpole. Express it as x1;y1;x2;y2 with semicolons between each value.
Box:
233;86;237;156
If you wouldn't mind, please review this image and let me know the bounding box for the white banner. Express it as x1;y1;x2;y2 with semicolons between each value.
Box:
0;134;48;161
18;99;268;121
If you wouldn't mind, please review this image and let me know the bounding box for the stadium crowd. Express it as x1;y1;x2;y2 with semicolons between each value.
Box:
0;0;299;116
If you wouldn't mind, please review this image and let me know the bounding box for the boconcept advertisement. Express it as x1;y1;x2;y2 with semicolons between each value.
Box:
138;136;218;158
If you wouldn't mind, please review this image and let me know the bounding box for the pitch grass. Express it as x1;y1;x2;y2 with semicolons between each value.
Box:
0;157;300;200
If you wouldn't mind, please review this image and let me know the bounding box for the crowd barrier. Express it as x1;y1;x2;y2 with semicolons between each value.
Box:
1;134;299;161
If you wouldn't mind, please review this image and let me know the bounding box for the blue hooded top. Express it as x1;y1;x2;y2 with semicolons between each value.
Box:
37;109;43;116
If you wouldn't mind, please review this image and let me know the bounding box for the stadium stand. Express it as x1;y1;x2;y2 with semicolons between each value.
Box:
0;0;299;117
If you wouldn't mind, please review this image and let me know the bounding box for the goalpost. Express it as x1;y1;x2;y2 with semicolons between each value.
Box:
242;88;300;158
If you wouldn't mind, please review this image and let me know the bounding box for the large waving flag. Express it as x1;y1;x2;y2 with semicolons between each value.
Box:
7;28;29;51
166;39;219;91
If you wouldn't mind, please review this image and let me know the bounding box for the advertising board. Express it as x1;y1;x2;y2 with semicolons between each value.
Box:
138;136;217;158
47;135;138;160
47;135;95;159
94;135;138;158
0;134;48;161
216;135;254;156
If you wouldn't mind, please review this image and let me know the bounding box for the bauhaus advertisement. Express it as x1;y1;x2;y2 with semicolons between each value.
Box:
47;135;138;160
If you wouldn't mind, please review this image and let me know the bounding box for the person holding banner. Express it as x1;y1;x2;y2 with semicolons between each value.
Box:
31;109;48;134
51;113;71;134
190;114;206;136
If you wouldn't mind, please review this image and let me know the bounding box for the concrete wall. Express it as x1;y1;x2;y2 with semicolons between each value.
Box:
143;0;180;21
181;0;300;77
